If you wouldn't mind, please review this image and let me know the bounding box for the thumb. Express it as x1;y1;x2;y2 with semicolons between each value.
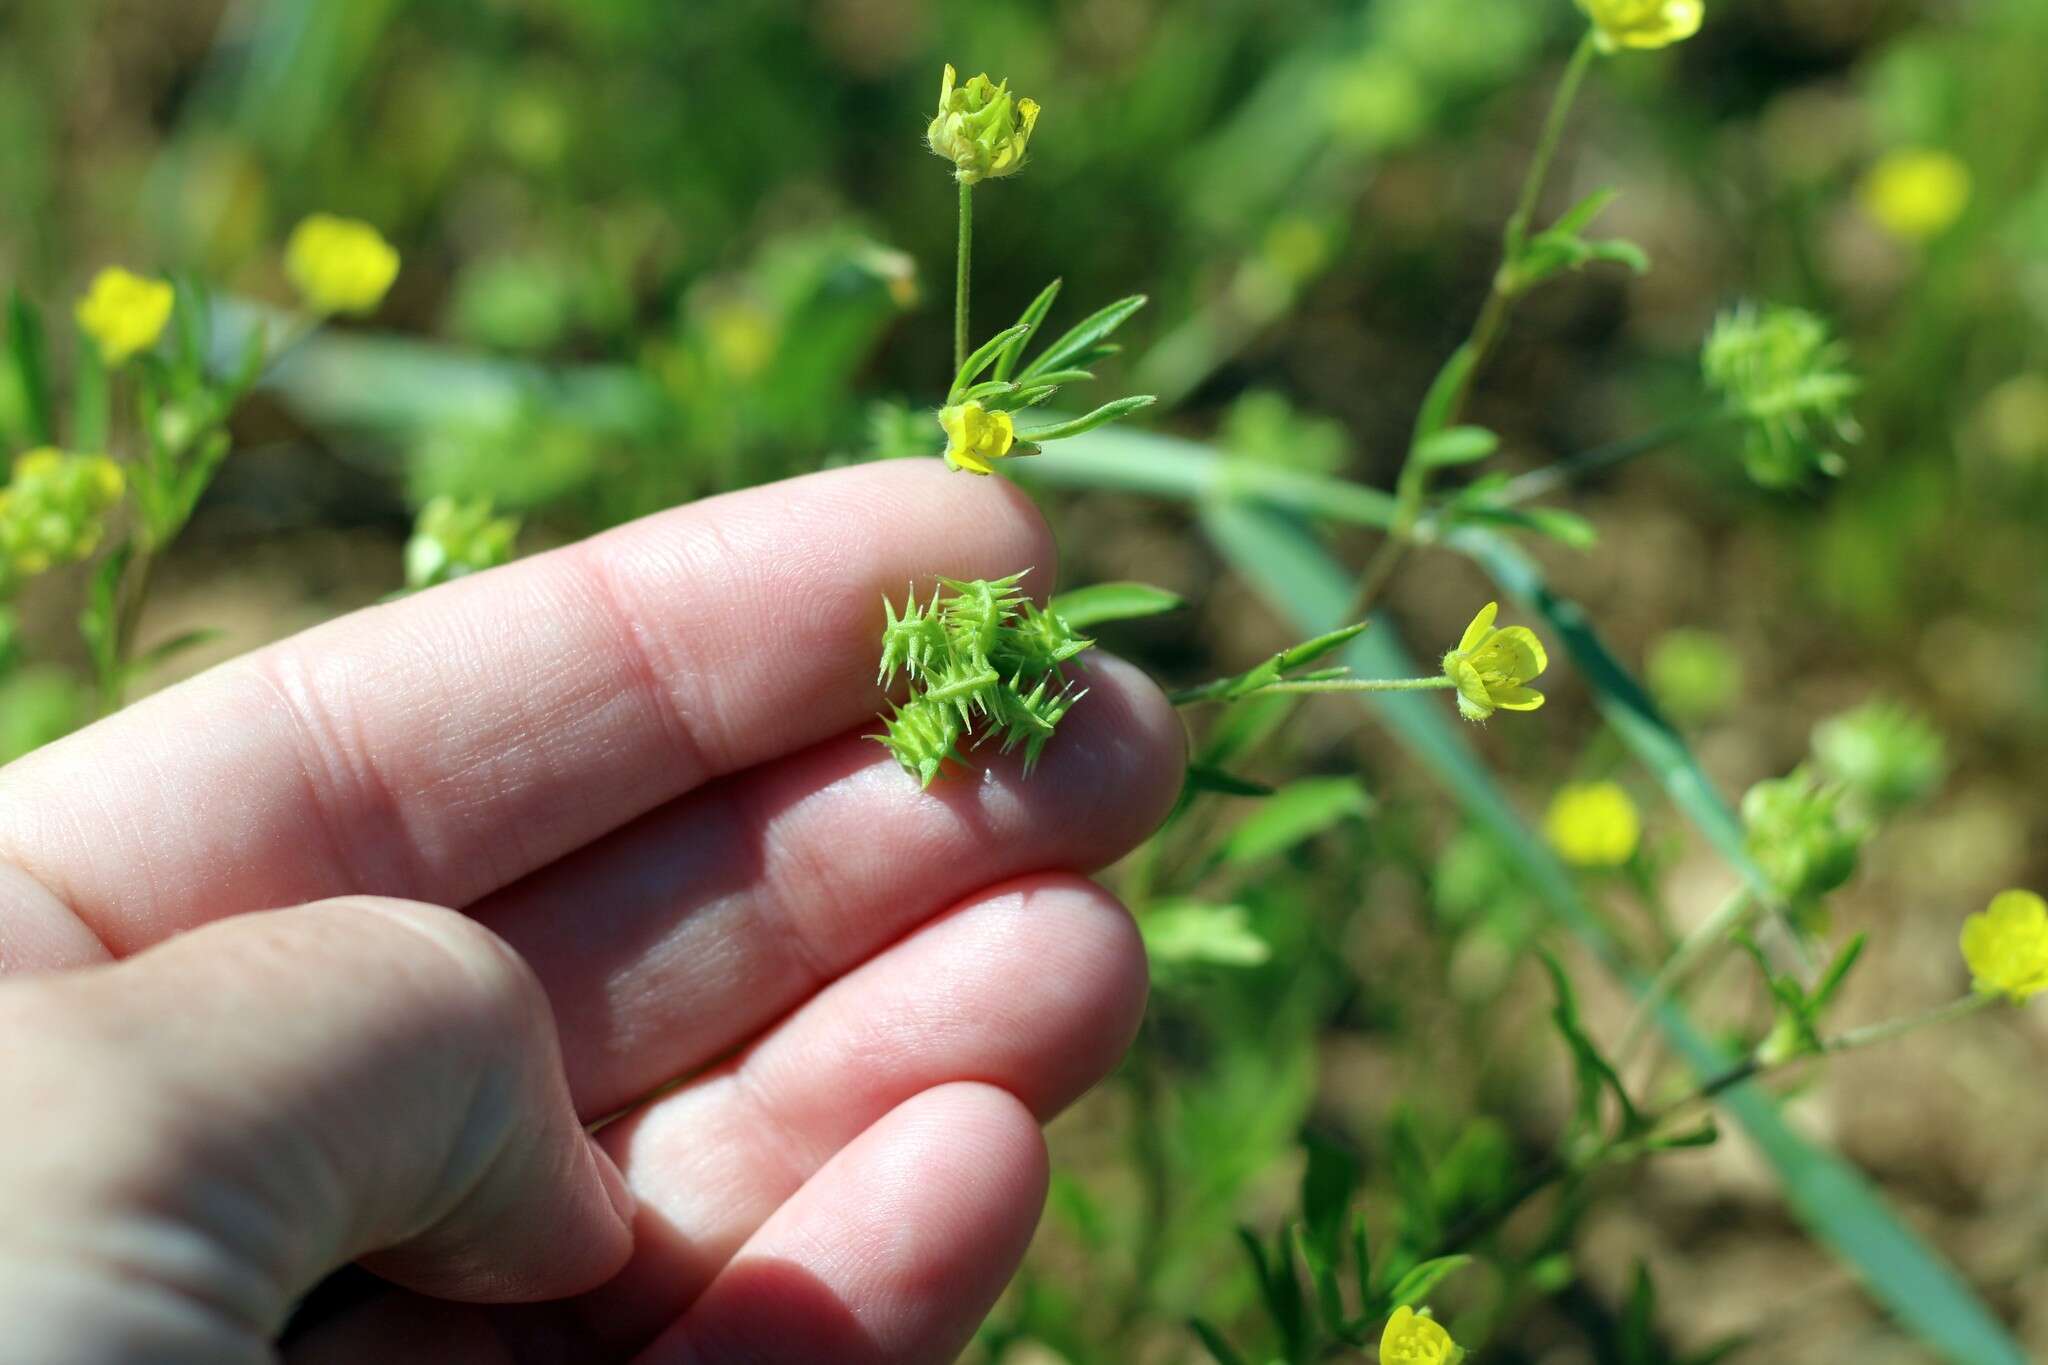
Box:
0;897;634;1362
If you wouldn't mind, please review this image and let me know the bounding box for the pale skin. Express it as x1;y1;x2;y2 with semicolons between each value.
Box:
0;460;1185;1363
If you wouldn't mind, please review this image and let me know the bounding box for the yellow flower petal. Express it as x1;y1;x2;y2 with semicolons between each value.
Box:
1492;685;1546;711
1458;602;1499;654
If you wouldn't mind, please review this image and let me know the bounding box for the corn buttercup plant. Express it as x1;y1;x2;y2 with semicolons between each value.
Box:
893;10;2048;1364
0;214;404;727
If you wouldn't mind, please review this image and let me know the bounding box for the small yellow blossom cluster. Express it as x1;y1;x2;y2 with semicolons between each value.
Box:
1576;0;1703;52
1546;781;1641;867
285;214;401;315
938;399;1019;475
1960;890;2048;1003
1442;602;1547;722
1381;1306;1464;1364
75;267;175;366
0;449;125;594
927;64;1039;185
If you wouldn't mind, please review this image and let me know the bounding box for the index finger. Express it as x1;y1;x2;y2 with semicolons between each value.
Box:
0;459;1056;964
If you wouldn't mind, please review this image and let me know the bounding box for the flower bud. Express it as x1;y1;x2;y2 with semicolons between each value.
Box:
926;64;1040;185
403;496;519;590
1576;0;1703;52
1741;768;1860;924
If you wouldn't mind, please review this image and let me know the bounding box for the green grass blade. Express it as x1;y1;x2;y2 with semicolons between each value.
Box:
1200;500;2027;1365
1023;424;1396;528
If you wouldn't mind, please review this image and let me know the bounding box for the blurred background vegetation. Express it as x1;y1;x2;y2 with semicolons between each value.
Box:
3;0;2047;1360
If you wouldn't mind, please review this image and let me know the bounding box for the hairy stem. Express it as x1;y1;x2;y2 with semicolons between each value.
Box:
1347;32;1600;619
955;180;974;373
1167;675;1452;706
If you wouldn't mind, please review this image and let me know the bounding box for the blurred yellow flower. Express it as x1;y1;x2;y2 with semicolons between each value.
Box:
1546;782;1641;867
927;64;1039;185
285;214;401;315
938;399;1017;476
1577;0;1703;52
1442;602;1547;722
1380;1306;1464;1364
1960;889;2048;1002
1859;149;1970;243
74;267;174;366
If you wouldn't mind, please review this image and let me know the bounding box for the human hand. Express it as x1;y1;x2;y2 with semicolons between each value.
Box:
0;461;1183;1364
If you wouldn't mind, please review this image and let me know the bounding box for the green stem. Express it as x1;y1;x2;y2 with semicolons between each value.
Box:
954;180;974;373
1167;675;1451;707
1479;408;1732;512
1616;885;1754;1067
1425;992;1998;1261
1345;31;1600;619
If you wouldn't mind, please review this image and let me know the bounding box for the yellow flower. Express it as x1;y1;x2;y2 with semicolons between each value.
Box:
285;214;401;315
938;400;1018;476
1576;0;1704;52
927;64;1040;185
1380;1306;1464;1365
1859;149;1971;243
1960;890;2048;1002
74;267;175;366
1442;602;1547;722
1546;782;1641;867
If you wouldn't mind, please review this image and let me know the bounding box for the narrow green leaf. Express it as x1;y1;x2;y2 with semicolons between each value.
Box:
1811;933;1868;1013
126;627;226;681
1540;948;1640;1133
1019;294;1147;380
172;276;211;385
1350;1212;1375;1308
1647;1120;1721;1150
72;338;110;453
8;290;55;445
1048;580;1183;629
1386;1255;1473;1311
956;380;1018;403
1188;1319;1250;1365
948;323;1032;402
1586;238;1651;274
1411;343;1476;451
1183;764;1275;799
1221;776;1371;866
1018;424;1397;529
1015;394;1155;443
1300;1130;1361;1271
1014;367;1093;388
1170;622;1370;705
994;278;1061;382
1415;425;1499;468
1549;187;1620;239
1141;900;1271;971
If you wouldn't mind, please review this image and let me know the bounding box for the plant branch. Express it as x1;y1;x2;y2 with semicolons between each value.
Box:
955;180;974;373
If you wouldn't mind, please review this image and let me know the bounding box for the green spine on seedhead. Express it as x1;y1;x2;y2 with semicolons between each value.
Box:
872;571;1092;786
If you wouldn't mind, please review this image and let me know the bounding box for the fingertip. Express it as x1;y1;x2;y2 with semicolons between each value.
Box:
1033;651;1187;853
